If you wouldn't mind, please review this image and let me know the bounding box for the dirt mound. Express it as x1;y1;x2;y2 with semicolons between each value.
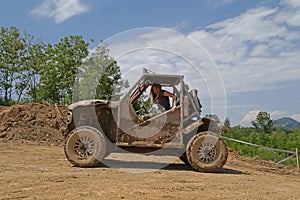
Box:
227;148;299;175
0;106;10;113
0;103;67;145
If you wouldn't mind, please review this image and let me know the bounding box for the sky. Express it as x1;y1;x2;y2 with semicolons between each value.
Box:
1;0;300;126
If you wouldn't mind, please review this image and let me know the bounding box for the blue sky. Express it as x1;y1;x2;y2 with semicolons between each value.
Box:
1;0;300;126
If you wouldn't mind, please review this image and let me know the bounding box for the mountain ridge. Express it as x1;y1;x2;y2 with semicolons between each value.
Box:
274;117;300;130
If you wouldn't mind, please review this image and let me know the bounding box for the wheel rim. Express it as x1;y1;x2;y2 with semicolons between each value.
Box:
74;136;96;159
64;126;108;167
197;142;217;163
186;131;228;172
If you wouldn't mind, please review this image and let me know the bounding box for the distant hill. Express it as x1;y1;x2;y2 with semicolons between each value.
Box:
274;117;300;130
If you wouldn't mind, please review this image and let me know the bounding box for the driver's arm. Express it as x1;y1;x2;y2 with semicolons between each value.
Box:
163;91;177;112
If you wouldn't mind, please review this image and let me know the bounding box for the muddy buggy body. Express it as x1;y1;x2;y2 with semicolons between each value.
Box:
64;71;228;172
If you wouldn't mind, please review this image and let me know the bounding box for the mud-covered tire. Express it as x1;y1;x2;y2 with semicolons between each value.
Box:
64;126;107;167
186;131;228;172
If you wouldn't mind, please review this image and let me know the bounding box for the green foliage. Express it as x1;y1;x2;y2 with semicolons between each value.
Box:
1;26;125;105
0;28;47;104
251;111;274;134
75;42;128;101
18;32;46;102
0;26;25;104
0;96;16;106
95;60;121;100
223;126;300;168
37;35;89;104
133;95;151;116
224;117;231;128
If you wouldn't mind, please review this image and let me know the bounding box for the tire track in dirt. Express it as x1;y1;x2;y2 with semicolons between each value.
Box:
0;142;299;200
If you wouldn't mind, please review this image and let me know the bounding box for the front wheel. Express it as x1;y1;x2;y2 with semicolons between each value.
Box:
64;126;107;167
186;131;228;172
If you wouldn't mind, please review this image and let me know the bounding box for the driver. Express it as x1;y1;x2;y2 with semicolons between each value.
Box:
150;83;177;112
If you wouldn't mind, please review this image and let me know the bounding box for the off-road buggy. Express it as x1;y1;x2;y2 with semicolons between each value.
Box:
64;69;228;172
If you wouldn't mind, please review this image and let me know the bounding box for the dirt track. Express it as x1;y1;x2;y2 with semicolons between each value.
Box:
0;142;299;200
0;104;299;199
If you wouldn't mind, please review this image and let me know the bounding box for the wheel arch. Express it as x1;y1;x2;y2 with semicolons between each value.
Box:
65;102;117;143
197;117;222;134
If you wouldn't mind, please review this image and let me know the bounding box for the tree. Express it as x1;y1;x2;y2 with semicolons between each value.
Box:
37;35;89;104
251;111;274;134
76;42;128;101
0;26;126;105
224;117;231;128
0;26;25;104
95;60;121;100
16;32;46;102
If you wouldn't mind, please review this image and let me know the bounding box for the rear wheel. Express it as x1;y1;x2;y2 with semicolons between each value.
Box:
64;126;107;167
186;131;228;172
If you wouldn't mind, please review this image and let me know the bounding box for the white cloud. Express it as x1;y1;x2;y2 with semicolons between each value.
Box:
274;0;300;26
240;110;300;126
106;28;225;92
188;4;300;95
93;1;300;125
207;7;282;42
100;27;227;119
168;20;189;31
101;2;300;99
281;0;300;8
270;110;289;119
291;114;300;122
30;0;90;23
240;110;259;126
